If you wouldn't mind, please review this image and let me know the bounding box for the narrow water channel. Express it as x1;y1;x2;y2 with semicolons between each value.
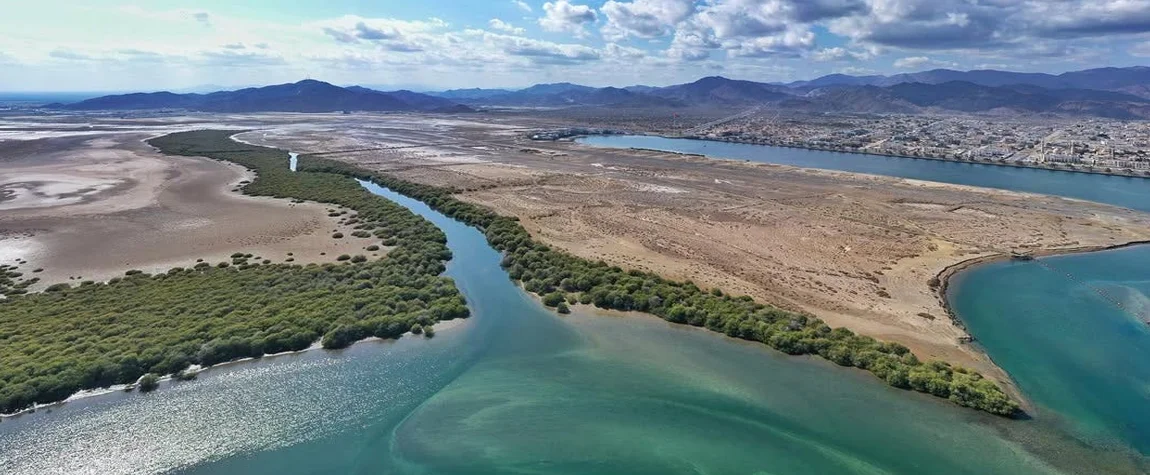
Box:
577;135;1150;213
2;164;1143;473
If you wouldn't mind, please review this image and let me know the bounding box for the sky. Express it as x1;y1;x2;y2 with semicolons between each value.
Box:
1;0;1149;92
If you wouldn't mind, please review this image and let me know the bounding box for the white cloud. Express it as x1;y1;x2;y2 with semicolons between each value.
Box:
199;48;285;67
600;0;694;41
974;62;1010;70
48;48;93;61
318;16;451;52
726;26;815;58
1022;0;1150;39
115;49;168;63
668;47;710;61
691;0;806;39
838;66;876;75
539;1;598;36
471;30;601;64
893;56;958;69
604;42;646;60
666;27;716;61
661;0;827;62
893;56;929;69
1131;41;1150;57
192;11;211;26
811;46;871;62
489;18;526;35
3;1;1147;91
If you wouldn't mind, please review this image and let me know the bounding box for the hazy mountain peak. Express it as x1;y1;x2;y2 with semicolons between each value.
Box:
61;80;471;113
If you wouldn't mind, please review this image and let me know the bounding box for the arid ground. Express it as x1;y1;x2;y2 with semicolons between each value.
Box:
0;119;377;289
5;111;1150;389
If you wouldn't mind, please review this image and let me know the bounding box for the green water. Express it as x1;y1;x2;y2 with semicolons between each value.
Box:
0;180;1144;474
950;246;1150;456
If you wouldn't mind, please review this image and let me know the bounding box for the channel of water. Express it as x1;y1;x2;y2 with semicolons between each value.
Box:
577;135;1150;213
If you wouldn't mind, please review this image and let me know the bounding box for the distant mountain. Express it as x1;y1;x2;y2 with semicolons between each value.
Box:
622;85;659;94
780;85;917;114
788;66;1150;98
65;91;203;110
431;88;514;100
647;76;792;105
436;76;788;108
787;73;889;89
169;84;256;94
783;81;1150;118
577;87;683;108
516;82;596;96
441;83;680;108
60;80;472;113
438;68;1150;118
349;87;473;112
1059;67;1150;95
53;66;1150;119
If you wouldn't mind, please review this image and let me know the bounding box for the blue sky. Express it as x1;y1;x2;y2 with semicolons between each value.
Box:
2;0;1149;91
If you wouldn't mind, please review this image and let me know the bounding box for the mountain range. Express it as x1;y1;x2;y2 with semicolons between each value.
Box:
781;67;1150;97
56;80;472;113
50;66;1150;119
426;66;1150;119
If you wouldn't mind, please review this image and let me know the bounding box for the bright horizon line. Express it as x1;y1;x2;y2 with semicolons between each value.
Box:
3;64;1147;95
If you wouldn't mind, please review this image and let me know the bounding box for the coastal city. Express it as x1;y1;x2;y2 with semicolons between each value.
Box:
687;113;1150;172
534;112;1150;175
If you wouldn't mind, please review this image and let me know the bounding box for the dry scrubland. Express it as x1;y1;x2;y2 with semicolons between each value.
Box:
239;114;1150;384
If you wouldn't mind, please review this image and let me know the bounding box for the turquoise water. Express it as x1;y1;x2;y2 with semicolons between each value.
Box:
950;246;1150;455
2;179;1141;473
577;135;1150;213
581;134;1150;461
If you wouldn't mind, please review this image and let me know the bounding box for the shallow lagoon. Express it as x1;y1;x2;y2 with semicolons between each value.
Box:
950;245;1150;455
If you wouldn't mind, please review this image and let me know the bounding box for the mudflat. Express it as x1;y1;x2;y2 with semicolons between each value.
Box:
0;132;374;288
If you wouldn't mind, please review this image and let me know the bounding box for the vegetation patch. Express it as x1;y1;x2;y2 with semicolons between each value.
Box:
0;264;37;297
0;131;468;414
